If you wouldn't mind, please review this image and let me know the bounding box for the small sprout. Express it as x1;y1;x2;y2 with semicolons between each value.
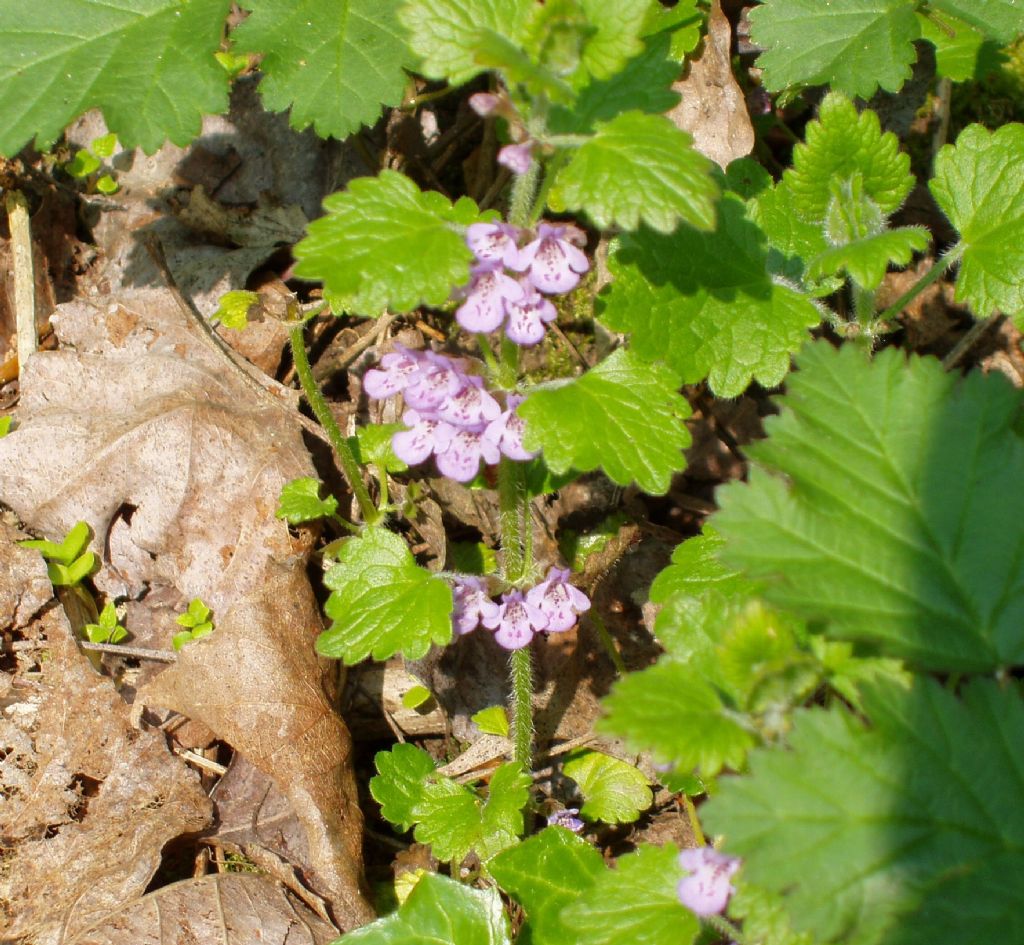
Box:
173;597;214;650
64;133;120;190
90;133;118;159
213;290;260;330
276;477;339;524
401;684;433;710
84;601;128;644
65;149;101;178
0;416;12;437
95;174;119;195
19;521;96;587
215;49;251;77
471;705;509;737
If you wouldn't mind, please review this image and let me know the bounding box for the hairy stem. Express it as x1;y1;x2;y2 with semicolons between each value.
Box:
509;646;534;769
508;159;541;229
876;245;962;325
703;913;747;945
289;324;380;525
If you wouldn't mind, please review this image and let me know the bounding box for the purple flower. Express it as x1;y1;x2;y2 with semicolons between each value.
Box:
483;589;549;650
526;567;590;632
468;92;502;117
498;143;533;176
436;376;502;427
456;261;525;334
484;398;536;461
362;344;424;400
504;281;557;346
466;222;522;269
391;409;456;466
402;351;467;412
519;223;590;295
547;808;585;833
676;847;741;917
435;428;501;482
452;576;500;635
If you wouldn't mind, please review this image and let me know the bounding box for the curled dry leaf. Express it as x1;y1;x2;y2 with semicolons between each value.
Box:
0;528;212;945
66;873;340;945
0;289;374;927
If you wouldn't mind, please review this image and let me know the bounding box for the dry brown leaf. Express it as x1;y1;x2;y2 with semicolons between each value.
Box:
0;530;212;945
66;873;340;945
668;0;754;170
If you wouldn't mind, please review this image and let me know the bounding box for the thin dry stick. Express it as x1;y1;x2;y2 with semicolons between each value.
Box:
334;311;397;371
942;314;1003;372
5;190;36;373
79;640;177;661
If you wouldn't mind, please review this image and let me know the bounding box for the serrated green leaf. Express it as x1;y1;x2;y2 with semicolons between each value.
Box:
642;0;703;58
727;882;815;945
472;706;509;737
233;0;412;139
318;527;453;662
398;0;532;84
563;750;652;823
808;226;930;290
340;872;511;945
599;663;755;776
370;743;437;832
561;844;701;945
293;171;490;316
713;341;1024;672
0;0;231;156
412;762;530;863
575;0;652;81
549;111;718;233
649;530;753;604
917;11;994;82
930;122;1024;318
519;348;691;495
276;477;339;524
214;290;259;330
601;194;822;396
474;29;575;102
930;0;1024;44
703;678;1024;945
490;827;604;945
784;93;914;222
353;423;408;473
749;0;920;98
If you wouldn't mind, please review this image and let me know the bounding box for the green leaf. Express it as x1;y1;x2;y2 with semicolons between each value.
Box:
339;872;511;945
930;122;1024;318
749;0;920;98
472;706;510;737
519;348;692;495
20;520;91;565
276;477;339;524
214;290;259;330
600;194;822;396
353;423;408;473
177;598;212;629
398;0;532;84
599;662;756;776
713;341;1024;672
370;743;437;832
703;678;1024;945
90;133;117;158
0;416;11;437
549;111;719;233
233;0;412;139
293;170;490;316
562;750;652;823
490;827;604;945
95;174;119;195
561;844;701;945
66;150;101;178
0;0;231;156
318;527;453;663
808;226;930;290
575;0;653;81
929;0;1024;44
412;762;531;863
401;684;432;709
84;601;127;645
917;11;994;82
172;630;194;651
649;530;752;604
473;29;575;103
642;0;703;58
784;93;914;223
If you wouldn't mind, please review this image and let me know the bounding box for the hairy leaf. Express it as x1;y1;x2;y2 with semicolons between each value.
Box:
370;743;436;833
648;530;752;604
563;750;652;823
808;226;930;290
519;348;692;495
233;0;412;139
0;0;231;155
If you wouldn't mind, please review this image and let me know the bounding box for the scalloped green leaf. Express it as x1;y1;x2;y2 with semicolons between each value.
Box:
703;678;1024;945
576;0;653;80
293;170;490;316
519;348;691;495
808;226;930;290
713;341;1024;672
930;0;1024;44
276;477;339;524
749;0;920;98
490;828;604;945
341;872;511;945
0;0;231;156
370;743;437;832
317;526;453;663
549;111;719;233
233;0;412;139
929;122;1024;319
600;194;822;396
784;93;914;223
561;845;701;945
563;750;652;823
649;530;752;604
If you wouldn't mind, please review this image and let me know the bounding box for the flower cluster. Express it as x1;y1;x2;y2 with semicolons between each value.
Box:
676;847;741;917
457;221;589;346
452;567;591;650
363;345;534;482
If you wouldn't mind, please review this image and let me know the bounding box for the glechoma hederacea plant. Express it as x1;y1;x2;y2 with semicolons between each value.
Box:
4;0;1024;942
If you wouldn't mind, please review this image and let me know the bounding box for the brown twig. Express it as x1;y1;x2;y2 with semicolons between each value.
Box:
79;640;177;661
5;190;36;373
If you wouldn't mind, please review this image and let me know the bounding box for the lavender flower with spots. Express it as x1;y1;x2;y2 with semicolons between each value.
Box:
451;576;500;635
547;807;585;833
456;260;525;334
519;223;590;295
498;142;533;176
466;222;523;269
527;567;591;632
483;589;549;650
485;395;536;462
504;281;557;346
676;847;741;917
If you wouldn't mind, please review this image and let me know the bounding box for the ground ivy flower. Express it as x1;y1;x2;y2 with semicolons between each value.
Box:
498;142;533;176
468;92;501;117
483;589;549;650
547;807;585;833
436;376;502;427
391;409;456;466
504;281;558;346
435;427;501;482
519;223;590;295
452;576;500;635
402;351;467;412
467;222;523;269
676;847;741;917
526;567;591;632
456;261;525;334
362;344;424;399
485;396;536;461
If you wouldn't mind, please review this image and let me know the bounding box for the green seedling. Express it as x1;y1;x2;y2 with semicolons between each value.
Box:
0;416;11;437
83;600;128;644
19;520;96;587
173;597;214;650
65;133;119;194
